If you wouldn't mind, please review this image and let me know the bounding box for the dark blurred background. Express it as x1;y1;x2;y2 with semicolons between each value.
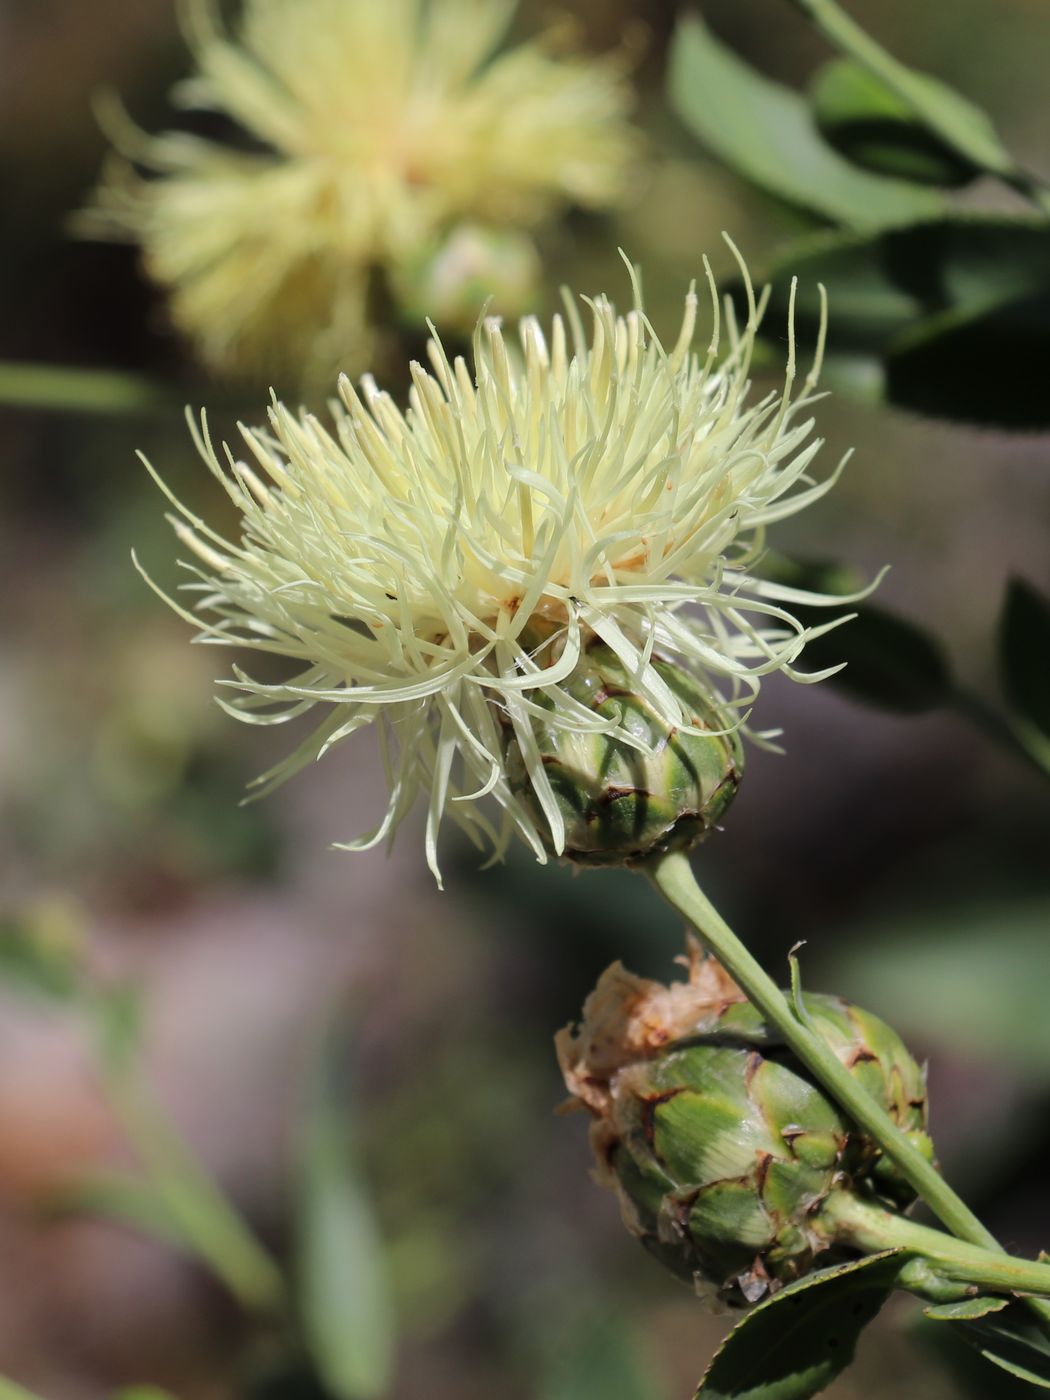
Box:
1;2;1049;1397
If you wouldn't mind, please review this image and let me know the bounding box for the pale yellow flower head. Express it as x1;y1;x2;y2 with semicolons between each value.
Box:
141;250;861;883
82;0;637;385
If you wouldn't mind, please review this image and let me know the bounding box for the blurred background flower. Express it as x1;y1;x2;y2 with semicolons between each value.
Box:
79;0;639;389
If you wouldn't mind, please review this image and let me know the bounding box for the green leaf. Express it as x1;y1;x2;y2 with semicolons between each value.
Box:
925;1297;1011;1322
810;58;980;187
799;603;953;714
827;898;1050;1076
885;294;1050;428
295;1033;395;1400
751;217;1050;428
667;15;942;230
1000;579;1050;769
949;1301;1050;1389
789;0;1019;180
696;1251;905;1399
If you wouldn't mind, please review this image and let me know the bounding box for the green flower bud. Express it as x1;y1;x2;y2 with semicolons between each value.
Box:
557;947;933;1306
504;639;743;866
391;224;541;331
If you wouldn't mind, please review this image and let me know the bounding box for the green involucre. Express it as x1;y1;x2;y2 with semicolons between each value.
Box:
503;639;743;865
598;992;931;1304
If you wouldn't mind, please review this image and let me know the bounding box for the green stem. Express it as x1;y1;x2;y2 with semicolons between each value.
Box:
953;689;1050;783
644;850;1050;1325
0;361;174;416
103;1063;285;1314
825;1193;1050;1298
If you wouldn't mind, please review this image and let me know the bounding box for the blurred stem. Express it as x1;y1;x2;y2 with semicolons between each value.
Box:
787;0;1050;218
645;851;1050;1326
952;689;1050;782
825;1194;1050;1298
102;1060;285;1315
0;361;173;416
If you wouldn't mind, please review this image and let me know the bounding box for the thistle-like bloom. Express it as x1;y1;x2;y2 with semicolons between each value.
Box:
81;0;637;384
557;943;932;1304
142;252;859;883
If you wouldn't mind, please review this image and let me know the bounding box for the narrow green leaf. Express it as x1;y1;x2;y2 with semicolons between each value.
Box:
44;1170;184;1247
925;1297;1011;1322
810;58;980;187
100;1070;285;1314
799;603;953;714
950;1302;1050;1389
696;1251;905;1399
296;1035;395;1400
2;916;283;1316
1000;580;1050;769
667;15;942;230
0;1379;48;1400
789;0;1019;180
989;1361;1050;1390
0;362;174;417
92;983;145;1077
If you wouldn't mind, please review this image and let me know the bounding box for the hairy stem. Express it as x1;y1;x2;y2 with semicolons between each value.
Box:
644;849;1050;1325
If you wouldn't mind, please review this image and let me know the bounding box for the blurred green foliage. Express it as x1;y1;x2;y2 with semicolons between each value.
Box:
931;1300;1050;1389
669;15;945;228
828;898;1050;1078
670;1;1050;427
536;1311;665;1400
749;220;1050;427
809;59;982;187
294;1033;395;1400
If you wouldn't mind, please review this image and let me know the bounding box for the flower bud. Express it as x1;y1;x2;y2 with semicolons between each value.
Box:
391;224;541;331
557;946;932;1305
504;640;743;865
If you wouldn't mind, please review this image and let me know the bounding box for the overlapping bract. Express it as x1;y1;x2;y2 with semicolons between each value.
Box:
557;947;932;1305
143;257;857;880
